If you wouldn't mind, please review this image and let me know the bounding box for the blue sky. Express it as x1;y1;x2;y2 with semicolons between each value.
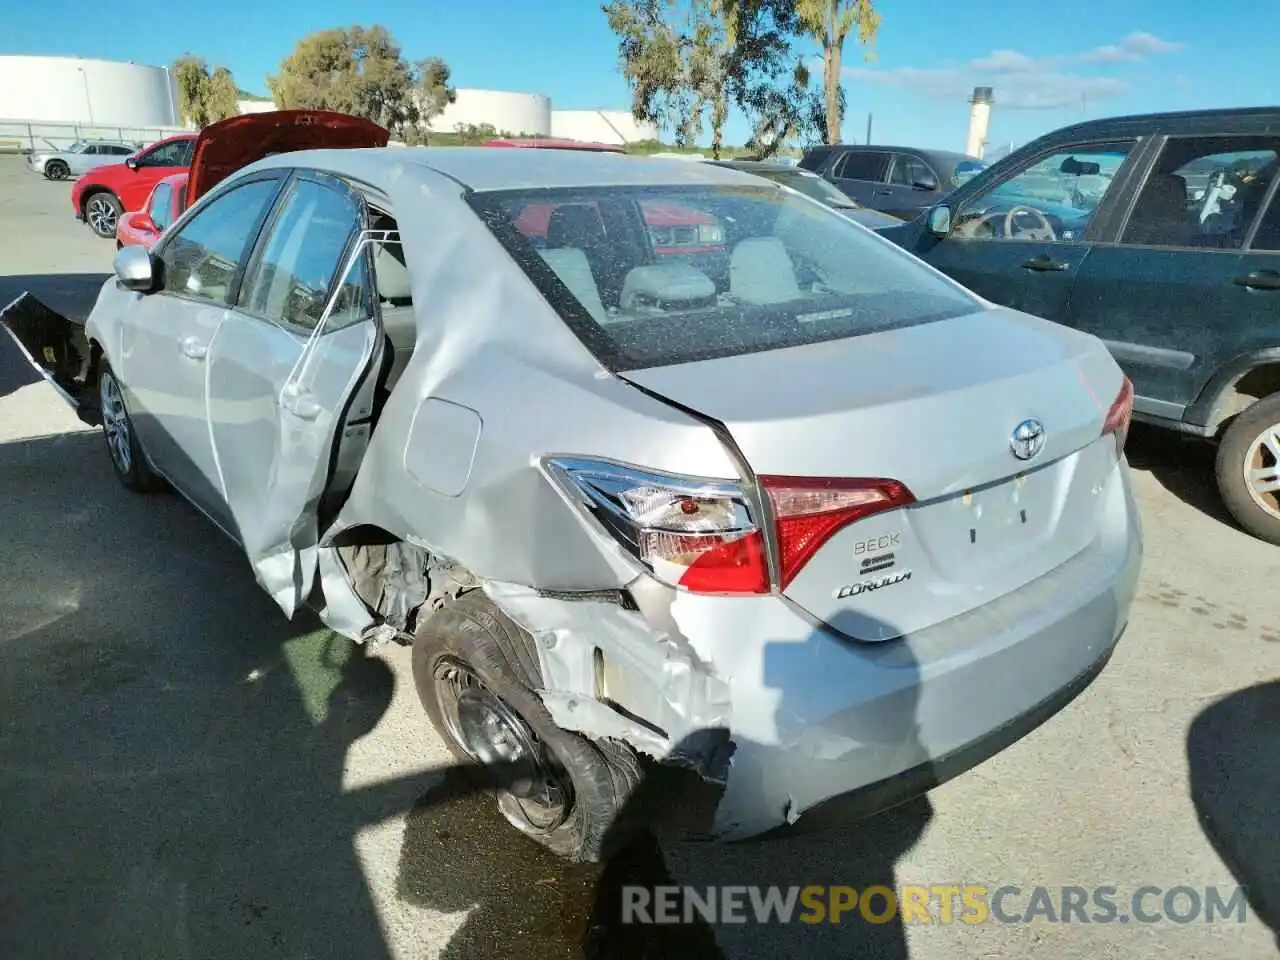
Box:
3;0;1270;154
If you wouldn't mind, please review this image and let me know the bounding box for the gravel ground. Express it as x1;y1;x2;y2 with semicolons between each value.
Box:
0;155;1276;959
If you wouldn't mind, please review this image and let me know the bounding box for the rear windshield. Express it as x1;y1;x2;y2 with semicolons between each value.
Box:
468;184;978;371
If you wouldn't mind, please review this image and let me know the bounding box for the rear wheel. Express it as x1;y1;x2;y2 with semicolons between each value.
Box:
45;160;69;180
412;590;643;862
98;361;163;493
1216;393;1280;545
84;192;122;239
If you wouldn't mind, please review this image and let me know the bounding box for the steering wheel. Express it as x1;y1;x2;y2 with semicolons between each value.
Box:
1003;205;1057;241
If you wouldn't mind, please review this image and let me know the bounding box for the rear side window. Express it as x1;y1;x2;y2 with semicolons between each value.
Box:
1119;135;1280;250
239;178;366;331
469;184;977;371
833;151;890;182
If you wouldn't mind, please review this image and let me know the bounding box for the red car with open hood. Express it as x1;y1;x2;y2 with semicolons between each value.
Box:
102;110;390;246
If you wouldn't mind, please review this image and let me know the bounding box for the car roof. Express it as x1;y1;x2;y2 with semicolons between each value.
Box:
247;145;772;192
1026;106;1280;143
709;159;808;173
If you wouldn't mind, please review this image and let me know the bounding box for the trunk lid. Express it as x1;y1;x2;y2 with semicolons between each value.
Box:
621;306;1125;640
186;109;389;209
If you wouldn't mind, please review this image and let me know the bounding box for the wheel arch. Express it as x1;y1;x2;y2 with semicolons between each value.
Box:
1188;351;1280;436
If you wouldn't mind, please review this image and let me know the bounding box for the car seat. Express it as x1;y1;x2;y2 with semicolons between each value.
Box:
1123;173;1194;247
728;237;803;304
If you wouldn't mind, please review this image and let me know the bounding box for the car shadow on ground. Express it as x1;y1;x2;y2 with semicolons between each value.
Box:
1187;680;1280;948
0;429;418;959
1124;423;1240;530
1;428;936;959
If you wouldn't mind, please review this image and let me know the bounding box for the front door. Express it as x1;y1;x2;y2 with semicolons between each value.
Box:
880;153;940;221
119;174;284;526
121;138;194;211
915;140;1141;324
206;171;385;616
1063;133;1280;419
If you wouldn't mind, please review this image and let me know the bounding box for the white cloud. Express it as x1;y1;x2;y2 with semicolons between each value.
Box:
845;32;1184;111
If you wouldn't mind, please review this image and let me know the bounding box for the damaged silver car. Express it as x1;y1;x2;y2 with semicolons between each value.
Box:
83;145;1143;861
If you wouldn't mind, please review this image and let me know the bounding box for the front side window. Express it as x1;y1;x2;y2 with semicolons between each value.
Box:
1119;136;1280;250
238;179;365;331
950;142;1135;243
890;155;935;188
470;184;978;371
141;139;191;167
82;145;101;156
834;151;890;182
149;184;173;230
159;178;280;304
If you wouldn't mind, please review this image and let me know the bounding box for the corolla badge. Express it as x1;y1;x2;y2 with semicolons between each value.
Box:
1010;418;1046;461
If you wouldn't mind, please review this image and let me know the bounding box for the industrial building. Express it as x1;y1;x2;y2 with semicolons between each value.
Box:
0;55;181;128
425;89;658;146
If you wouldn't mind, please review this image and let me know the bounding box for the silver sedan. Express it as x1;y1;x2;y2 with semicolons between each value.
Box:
84;146;1143;861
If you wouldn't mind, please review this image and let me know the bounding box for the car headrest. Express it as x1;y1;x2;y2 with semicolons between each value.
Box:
1133;173;1188;220
620;263;716;311
373;242;412;305
547;204;605;249
729;237;802;304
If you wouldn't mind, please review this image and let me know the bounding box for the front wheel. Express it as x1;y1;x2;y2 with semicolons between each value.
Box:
84;192;123;239
45;160;69;180
1215;393;1280;545
412;591;643;862
98;361;163;493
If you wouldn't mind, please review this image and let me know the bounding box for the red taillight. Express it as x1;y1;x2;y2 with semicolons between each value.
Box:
760;476;916;589
545;459;914;596
1102;376;1134;454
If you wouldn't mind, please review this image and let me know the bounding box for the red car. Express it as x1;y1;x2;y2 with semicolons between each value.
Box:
72;133;196;239
112;110;391;250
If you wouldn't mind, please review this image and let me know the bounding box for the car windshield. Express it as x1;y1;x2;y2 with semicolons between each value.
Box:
763;169;860;208
470;184;978;371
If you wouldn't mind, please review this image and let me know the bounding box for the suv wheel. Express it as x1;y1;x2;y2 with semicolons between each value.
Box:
1215;394;1280;544
85;193;123;239
45;160;69;180
412;590;643;862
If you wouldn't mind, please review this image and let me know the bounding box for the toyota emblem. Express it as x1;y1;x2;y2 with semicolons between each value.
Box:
1010;418;1046;461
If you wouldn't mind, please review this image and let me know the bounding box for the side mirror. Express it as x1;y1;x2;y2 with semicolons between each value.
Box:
125;157;139;171
913;175;938;192
114;245;157;293
927;205;952;237
134;213;158;234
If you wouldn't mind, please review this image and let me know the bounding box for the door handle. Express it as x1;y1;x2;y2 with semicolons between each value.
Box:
282;388;322;421
1021;255;1070;272
1233;270;1280;291
876;188;893;195
179;336;207;360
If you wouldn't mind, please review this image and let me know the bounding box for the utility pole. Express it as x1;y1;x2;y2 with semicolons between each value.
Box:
865;113;872;146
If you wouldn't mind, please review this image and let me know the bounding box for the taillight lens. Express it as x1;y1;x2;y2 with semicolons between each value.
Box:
1102;376;1134;454
544;458;769;595
545;458;916;596
760;476;916;589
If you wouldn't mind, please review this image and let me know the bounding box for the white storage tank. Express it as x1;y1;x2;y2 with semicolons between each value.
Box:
551;109;658;146
0;55;181;127
427;89;551;137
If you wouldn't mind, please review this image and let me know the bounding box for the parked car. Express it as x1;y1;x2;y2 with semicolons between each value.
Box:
84;146;1140;861
113;109;390;251
26;139;139;180
71;133;197;239
880;107;1280;545
800;145;987;220
708;158;901;228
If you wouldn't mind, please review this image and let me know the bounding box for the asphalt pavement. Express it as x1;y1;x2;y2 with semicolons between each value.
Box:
1;156;1277;959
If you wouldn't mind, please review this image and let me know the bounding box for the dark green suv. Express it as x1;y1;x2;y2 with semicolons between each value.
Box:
881;107;1280;545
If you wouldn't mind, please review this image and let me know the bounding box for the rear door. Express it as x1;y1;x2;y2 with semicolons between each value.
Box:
827;150;893;206
206;171;386;615
1062;133;1280;420
916;139;1142;324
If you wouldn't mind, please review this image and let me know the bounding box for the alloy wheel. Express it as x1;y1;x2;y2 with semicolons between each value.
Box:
99;371;133;474
432;656;572;832
86;196;118;236
1243;422;1280;520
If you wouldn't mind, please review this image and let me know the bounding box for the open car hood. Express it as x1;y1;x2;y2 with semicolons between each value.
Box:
186;110;389;209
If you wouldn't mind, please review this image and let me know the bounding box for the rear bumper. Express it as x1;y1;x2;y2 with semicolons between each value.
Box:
654;462;1143;839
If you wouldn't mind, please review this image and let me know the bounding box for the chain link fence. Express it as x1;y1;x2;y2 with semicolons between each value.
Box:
0;119;191;155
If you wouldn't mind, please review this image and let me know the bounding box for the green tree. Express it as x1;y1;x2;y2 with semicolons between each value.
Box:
796;0;880;143
172;56;240;128
269;26;455;142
